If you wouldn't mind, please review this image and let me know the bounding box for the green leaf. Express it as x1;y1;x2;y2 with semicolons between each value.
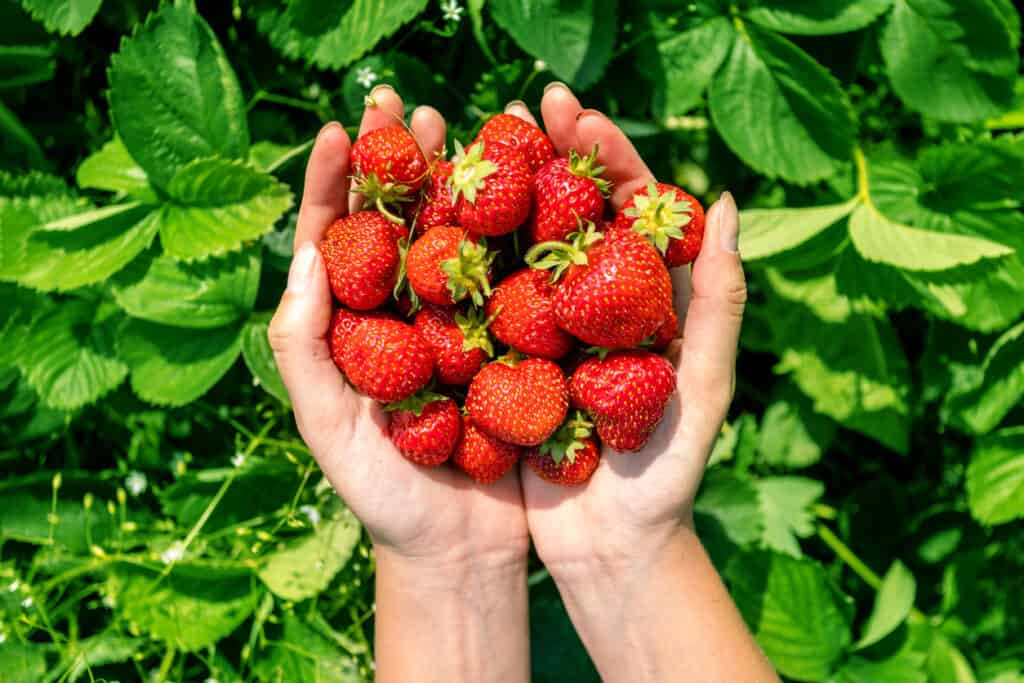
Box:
857;560;916;648
922;629;978;683
62;632;143;683
757;385;836;469
756;476;824;557
119;319;243;406
0;169;68;197
489;0;617;89
710;21;855;183
108;5;249;190
880;0;1019;122
157;157;294;261
106;562;261;651
0;99;45;167
944;322;1024;435
830;653;927;683
746;0;893;35
19;0;102;36
340;53;444;121
966;426;1024;525
248;139;313;174
255;0;429;71
0;480;117;552
76;136;155;200
0;43;56;89
529;579;601;683
251;611;363;682
17;299;127;410
638;14;733;118
259;505;361;601
694;468;765;547
740;198;859;261
727;551;853;681
0;642;47;683
241;314;290;404
112;248;260;329
0;193;82;280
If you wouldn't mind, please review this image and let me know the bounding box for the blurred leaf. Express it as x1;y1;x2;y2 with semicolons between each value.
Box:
944;322;1024;435
76;136;154;201
19;0;102;36
694;468;764;547
857;560;916;648
741;198;858;261
251;611;362;682
241;314;290;404
830;652;927;683
756;476;824;557
0;485;116;552
0;100;45;168
758;386;836;469
248;139;312;174
109;5;249;189
0;642;47;683
340;53;440;121
529;579;600;683
58;632;142;683
709;412;760;469
746;0;892;35
921;628;978;683
0;43;55;89
966;426;1024;525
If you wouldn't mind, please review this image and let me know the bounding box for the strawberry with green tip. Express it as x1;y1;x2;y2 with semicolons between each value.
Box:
466;354;569;446
527;147;610;244
486;268;574;360
476;113;555;173
320;211;402;311
340;318;434;402
406;159;456;234
612;181;704;268
524;411;600;486
449;140;532;236
453;416;522;484
413;305;494;385
387;393;462;466
351;124;428;213
405;225;494;306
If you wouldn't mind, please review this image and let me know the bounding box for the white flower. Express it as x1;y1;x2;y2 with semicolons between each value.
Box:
7;581;19;592
160;542;185;565
441;0;463;23
205;678;220;683
356;67;379;89
102;593;117;609
231;451;246;468
125;471;147;497
533;59;547;72
21;597;33;609
299;505;321;527
0;632;6;644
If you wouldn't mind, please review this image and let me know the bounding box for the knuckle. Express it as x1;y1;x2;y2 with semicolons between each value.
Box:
267;311;294;354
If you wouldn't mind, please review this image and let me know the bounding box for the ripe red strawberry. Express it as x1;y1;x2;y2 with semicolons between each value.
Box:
527;148;609;244
320;211;402;310
449;140;532;236
452;416;522;484
351;124;428;205
405;160;456;234
650;308;679;351
612;181;705;268
387;395;462;466
571;350;676;452
524;411;600;486
466;356;569;446
329;307;400;362
405;225;494;306
340;318;434;402
526;222;673;348
476;113;555;173
413;305;493;385
486;268;573;360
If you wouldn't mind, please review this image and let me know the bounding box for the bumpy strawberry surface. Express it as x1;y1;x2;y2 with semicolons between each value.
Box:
613;182;704;268
528;152;608;244
406;226;491;306
486;268;574;360
525;437;600;486
452;416;522;484
450;141;532;236
413;305;491;385
650;307;679;351
466;358;569;446
328;308;400;364
406;160;456;234
351;125;428;200
388;398;462;466
320;211;401;310
570;349;676;451
475;113;555;173
339;319;434;402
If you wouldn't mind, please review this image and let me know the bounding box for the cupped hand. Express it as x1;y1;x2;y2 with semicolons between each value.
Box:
268;86;528;569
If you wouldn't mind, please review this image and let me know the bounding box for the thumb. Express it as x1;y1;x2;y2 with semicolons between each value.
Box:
268;241;357;455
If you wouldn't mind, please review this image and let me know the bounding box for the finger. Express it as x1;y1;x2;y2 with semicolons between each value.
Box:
410;105;447;162
350;85;407;214
676;192;745;441
540;82;583;156
295;122;351;248
504;99;539;127
269;242;359;456
575;109;654;210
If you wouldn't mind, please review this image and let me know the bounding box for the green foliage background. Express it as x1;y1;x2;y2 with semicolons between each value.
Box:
1;0;1023;680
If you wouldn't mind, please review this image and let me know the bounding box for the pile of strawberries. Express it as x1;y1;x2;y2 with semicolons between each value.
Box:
322;111;704;486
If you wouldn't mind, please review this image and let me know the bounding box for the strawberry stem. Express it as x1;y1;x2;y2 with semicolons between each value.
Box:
538;410;594;464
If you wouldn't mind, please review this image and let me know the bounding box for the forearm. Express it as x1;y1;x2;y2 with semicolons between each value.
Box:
373;547;530;683
551;525;778;682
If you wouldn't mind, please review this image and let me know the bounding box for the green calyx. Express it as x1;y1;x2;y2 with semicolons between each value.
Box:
456;306;499;357
568;145;611;197
351;172;415;224
393;236;421;314
384;389;449;416
624;180;692;255
524;219;604;283
449;139;498;206
584;345;613;359
440;236;495;306
538;410;594;465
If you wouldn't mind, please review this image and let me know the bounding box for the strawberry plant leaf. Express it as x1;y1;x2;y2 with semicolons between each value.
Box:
740;198;859;262
966;426;1024;526
19;0;102;36
757;385;836;469
241;314;290;404
157;157;294;262
108;4;249;190
0;474;118;552
856;560;916;649
248;139;313;174
745;0;893;35
829;653;927;683
76;136;155;201
694;468;765;548
340;53;441;122
756;476;824;557
61;632;143;683
118;319;243;407
944;322;1024;435
880;0;1019;122
111;248;260;329
488;0;617;90
250;610;363;682
0;42;56;89
709;21;855;184
0;642;46;683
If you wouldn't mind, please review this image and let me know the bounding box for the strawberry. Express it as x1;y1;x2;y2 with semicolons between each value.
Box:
405;160;456;234
329;307;400;362
320;211;402;311
413;305;493;385
526;221;673;349
570;350;676;452
476;113;555;173
486;268;574;360
650;307;679;351
449;140;532;236
405;225;494;306
387;394;462;466
351;124;428;207
452;416;522;484
612;181;705;268
527;148;609;244
466;355;569;446
340;318;434;402
524;411;600;486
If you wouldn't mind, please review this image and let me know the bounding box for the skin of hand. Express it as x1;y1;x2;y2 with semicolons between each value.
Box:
268;85;529;683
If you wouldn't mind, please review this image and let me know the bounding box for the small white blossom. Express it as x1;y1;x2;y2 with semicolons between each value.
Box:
172;453;187;476
299;505;321;527
205;678;220;683
7;581;19;592
441;0;463;23
533;59;547;72
356;67;379;89
231;451;246;468
125;471;147;497
160;543;185;565
102;593;117;609
0;632;6;644
21;597;33;609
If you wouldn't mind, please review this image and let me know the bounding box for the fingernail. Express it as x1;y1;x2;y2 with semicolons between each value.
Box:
288;242;317;293
368;84;395;102
544;81;570;95
317;121;342;139
505;100;528;113
576;108;602;122
718;191;739;253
